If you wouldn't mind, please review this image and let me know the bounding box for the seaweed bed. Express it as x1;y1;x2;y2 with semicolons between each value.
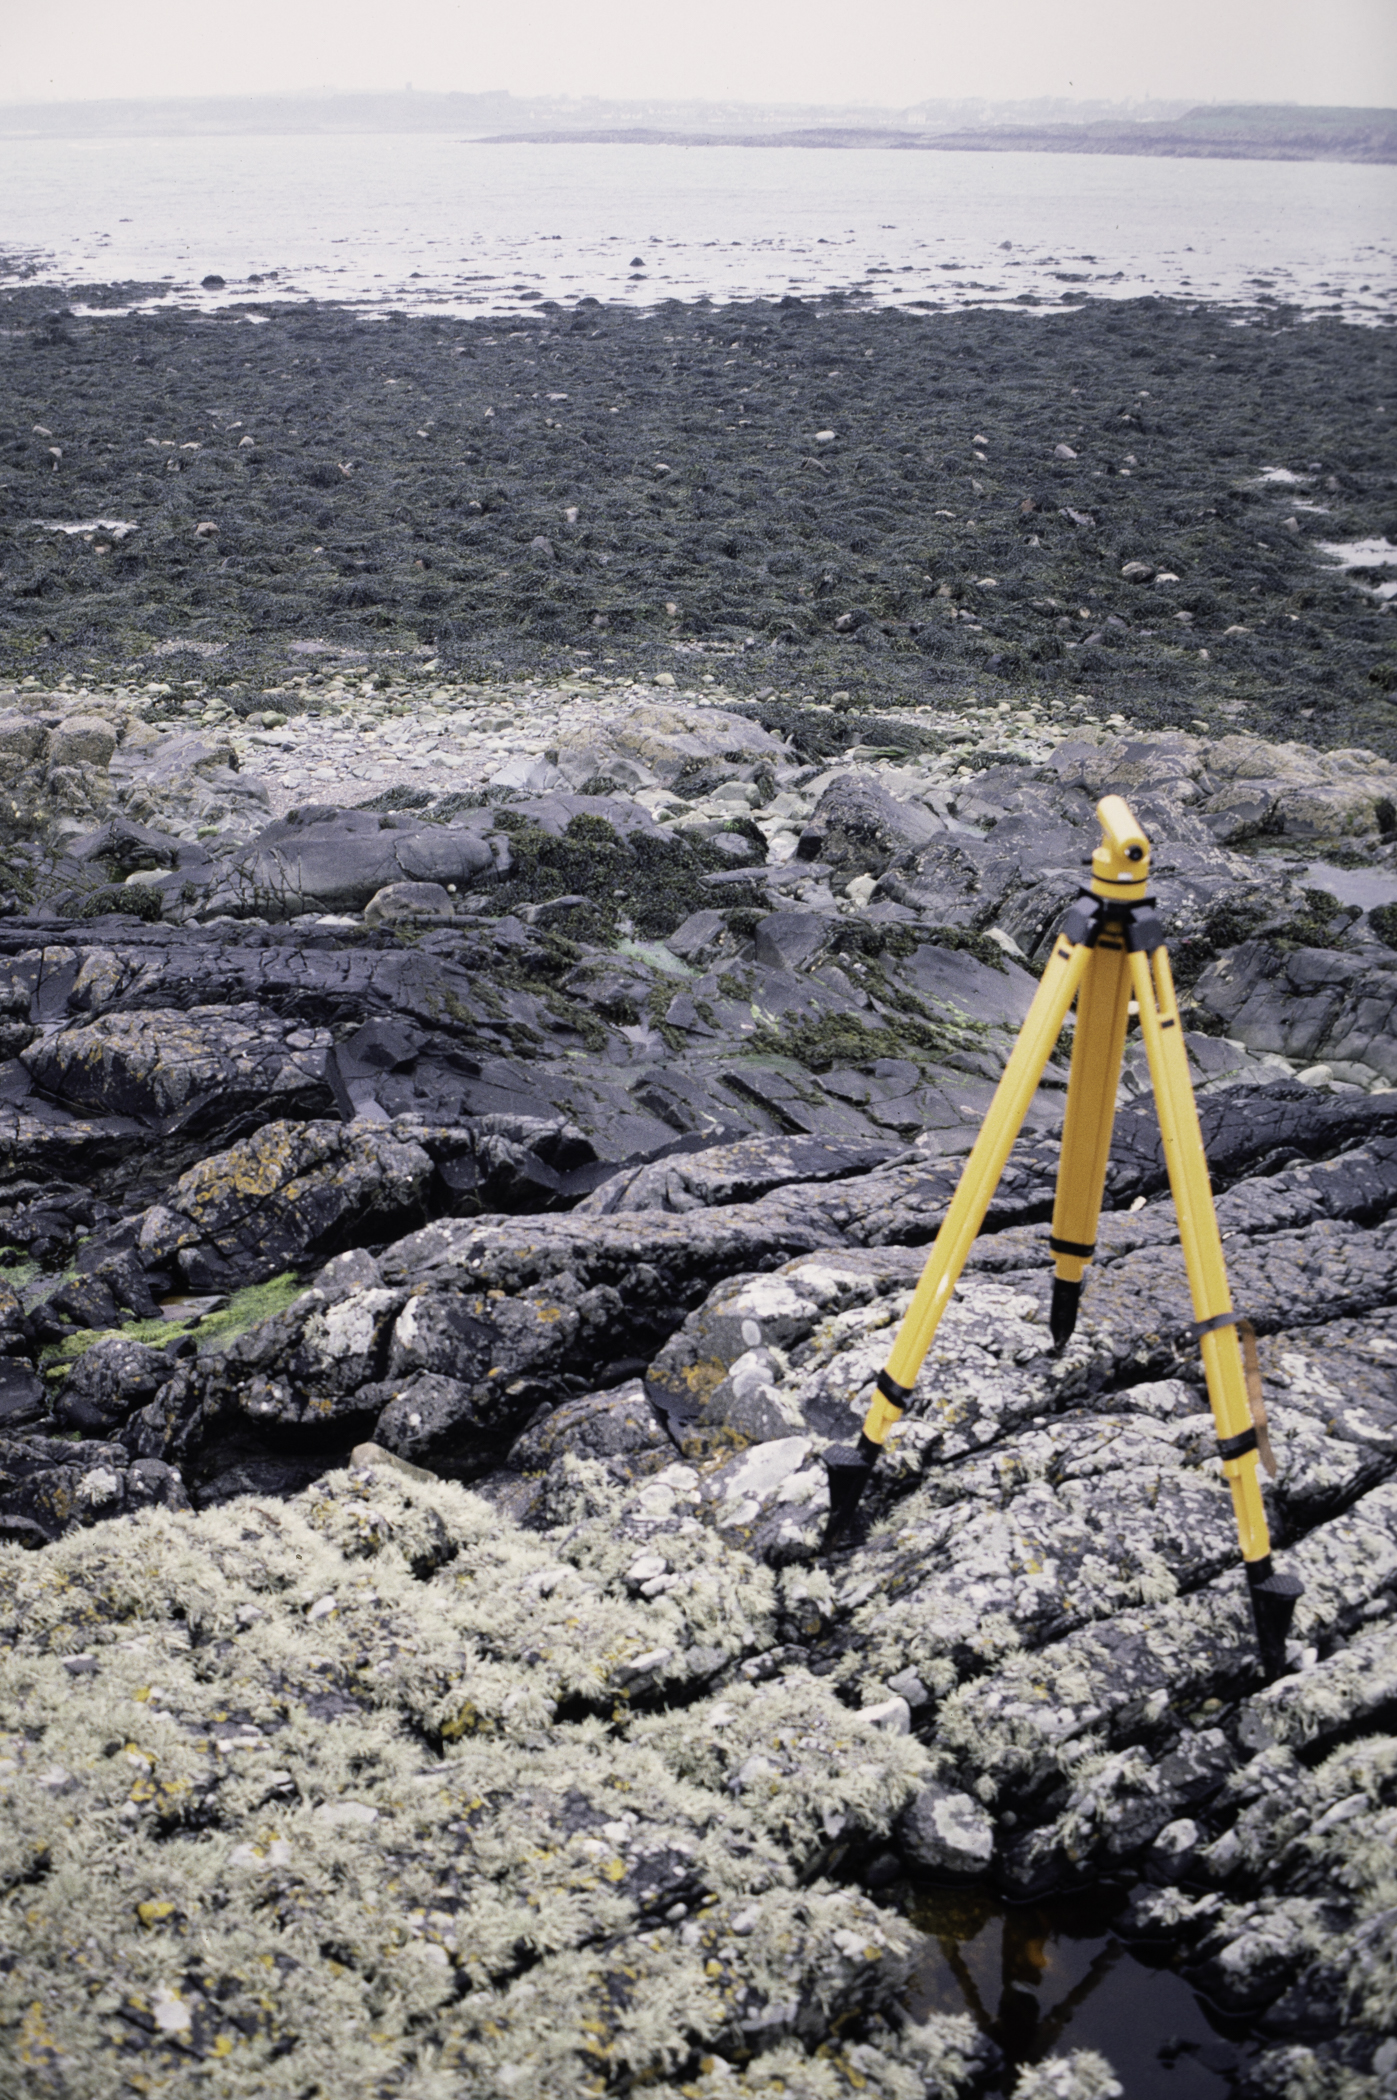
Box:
1;288;1393;746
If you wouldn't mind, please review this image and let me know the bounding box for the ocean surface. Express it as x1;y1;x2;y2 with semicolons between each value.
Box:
2;134;1394;323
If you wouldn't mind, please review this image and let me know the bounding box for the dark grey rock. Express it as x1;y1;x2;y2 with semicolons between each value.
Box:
230;807;494;918
0;1358;45;1430
52;1337;173;1433
0;1433;189;1543
1193;938;1397;1082
135;1118;433;1286
665;908;728;960
807;773;942;877
508;1378;670;1469
753;911;828;972
371;1371;494;1468
21;1004;332;1133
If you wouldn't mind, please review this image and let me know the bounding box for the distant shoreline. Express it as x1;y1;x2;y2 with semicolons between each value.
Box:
472;124;1397;165
0;95;1391;167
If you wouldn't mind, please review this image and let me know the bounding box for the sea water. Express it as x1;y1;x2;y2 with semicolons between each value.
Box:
1;132;1394;323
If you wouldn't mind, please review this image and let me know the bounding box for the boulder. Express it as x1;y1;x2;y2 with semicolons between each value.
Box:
508;1379;670;1469
68;816;182;875
136;1119;434;1287
556;702;785;790
1191;940;1397;1079
370;1370;496;1469
804;773;942;877
753;911;828;973
665;908;729;961
22;1005;333;1133
49;716;118;769
0;1435;188;1544
0;710;47;764
52;1337;175;1434
0;1358;45;1430
231;809;494;917
578;1132;901;1215
364;881;455;926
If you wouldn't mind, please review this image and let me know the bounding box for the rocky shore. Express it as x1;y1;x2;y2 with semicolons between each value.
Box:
1;294;1396;2097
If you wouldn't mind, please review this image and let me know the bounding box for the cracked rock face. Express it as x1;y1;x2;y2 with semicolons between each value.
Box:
1;675;1397;2094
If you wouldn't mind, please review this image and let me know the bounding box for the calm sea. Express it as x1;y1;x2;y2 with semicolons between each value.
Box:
1;134;1393;323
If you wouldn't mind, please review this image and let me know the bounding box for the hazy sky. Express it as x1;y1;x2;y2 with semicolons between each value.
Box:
5;0;1395;110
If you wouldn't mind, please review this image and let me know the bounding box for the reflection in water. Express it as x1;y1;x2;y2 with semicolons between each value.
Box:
901;1886;1251;2097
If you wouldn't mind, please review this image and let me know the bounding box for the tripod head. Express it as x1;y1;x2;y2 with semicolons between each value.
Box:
1089;794;1150;901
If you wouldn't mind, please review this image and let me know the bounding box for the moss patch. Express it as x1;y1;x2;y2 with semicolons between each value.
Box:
40;1273;304;1376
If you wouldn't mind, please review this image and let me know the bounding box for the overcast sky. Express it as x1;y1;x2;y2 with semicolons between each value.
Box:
4;0;1395;110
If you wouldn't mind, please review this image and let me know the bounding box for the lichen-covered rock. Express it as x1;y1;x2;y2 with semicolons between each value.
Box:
0;1463;979;2100
898;1781;996;1874
1012;2055;1125;2100
0;1434;188;1545
136;1117;433;1287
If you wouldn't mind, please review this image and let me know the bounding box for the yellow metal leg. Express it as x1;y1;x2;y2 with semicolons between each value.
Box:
1048;932;1134;1345
1130;943;1300;1676
823;786;1300;1678
871;930;1093;1426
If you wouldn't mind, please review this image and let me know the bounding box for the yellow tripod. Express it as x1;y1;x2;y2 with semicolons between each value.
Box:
823;795;1302;1680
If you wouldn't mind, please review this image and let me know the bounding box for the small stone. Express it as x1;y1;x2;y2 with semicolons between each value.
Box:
886;1668;930;1708
1120;560;1155;581
898;1783;996;1873
1054;443;1078;459
845;874;876;907
194;521;219;539
861;1695;912;1735
363;881;455;926
814;430;836;443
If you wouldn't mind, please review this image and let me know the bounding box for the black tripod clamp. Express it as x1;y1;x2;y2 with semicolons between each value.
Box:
1059;889;1168;957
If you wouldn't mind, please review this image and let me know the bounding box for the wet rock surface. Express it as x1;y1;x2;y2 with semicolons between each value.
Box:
0;292;1395;2098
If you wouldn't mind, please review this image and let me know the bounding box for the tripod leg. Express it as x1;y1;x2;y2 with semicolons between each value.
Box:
823;929;1092;1544
1129;941;1302;1680
1048;931;1134;1347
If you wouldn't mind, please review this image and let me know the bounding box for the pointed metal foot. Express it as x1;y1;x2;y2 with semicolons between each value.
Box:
821;1434;880;1551
1248;1562;1304;1682
1050;1277;1082;1350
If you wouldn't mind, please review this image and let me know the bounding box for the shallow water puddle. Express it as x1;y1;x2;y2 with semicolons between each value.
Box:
1314;537;1397;601
1303;860;1397;911
900;1886;1254;2096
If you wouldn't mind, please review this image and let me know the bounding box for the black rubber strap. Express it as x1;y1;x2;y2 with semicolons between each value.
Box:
876;1368;913;1407
1192;1310;1242;1341
1049;1235;1095;1259
1244;1554;1275;1586
1217;1427;1259;1461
